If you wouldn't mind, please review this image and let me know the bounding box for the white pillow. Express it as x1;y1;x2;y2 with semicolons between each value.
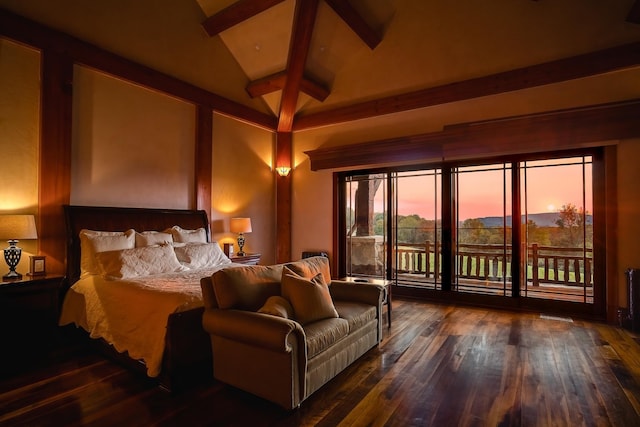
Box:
79;229;135;277
96;244;185;279
165;225;207;243
135;231;173;247
173;242;231;269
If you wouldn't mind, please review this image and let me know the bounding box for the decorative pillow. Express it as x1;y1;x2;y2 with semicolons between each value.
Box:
258;295;294;319
281;266;338;325
165;225;207;244
79;229;135;277
212;265;283;311
173;242;231;269
96;243;185;279
135;231;173;247
285;256;332;285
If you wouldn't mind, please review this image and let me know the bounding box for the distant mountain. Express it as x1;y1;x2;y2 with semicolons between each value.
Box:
475;212;593;227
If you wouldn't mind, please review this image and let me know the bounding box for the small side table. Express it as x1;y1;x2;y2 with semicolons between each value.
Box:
230;253;261;265
0;274;66;376
339;276;392;328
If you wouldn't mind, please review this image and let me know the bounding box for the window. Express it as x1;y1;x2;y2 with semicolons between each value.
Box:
338;150;604;316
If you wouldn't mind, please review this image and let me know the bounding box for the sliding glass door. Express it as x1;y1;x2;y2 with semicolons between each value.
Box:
338;149;603;317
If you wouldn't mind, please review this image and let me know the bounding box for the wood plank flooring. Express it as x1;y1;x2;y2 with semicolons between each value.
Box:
1;298;640;426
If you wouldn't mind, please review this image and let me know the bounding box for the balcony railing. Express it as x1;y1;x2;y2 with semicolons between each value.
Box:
396;241;593;288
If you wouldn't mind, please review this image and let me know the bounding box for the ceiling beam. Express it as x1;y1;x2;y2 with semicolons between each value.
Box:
628;0;640;24
293;41;640;131
246;70;330;101
201;0;286;36
324;0;381;49
278;0;320;132
300;75;330;102
246;71;287;98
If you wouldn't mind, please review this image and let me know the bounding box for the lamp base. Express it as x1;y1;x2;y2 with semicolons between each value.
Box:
3;271;22;280
4;242;23;281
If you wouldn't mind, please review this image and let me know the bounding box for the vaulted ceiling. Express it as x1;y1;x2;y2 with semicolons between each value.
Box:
2;0;640;134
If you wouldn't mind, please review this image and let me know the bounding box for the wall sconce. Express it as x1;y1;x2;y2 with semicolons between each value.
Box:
230;217;252;256
276;166;291;177
0;214;38;280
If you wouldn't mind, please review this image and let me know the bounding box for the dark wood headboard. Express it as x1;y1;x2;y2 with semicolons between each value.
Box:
64;205;210;285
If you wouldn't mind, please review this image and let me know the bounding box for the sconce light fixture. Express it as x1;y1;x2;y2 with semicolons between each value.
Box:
276;166;291;177
0;214;38;280
230;217;252;256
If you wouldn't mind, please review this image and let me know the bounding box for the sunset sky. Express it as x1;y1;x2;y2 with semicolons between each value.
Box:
367;157;593;221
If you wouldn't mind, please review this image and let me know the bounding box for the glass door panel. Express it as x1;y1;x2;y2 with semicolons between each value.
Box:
345;174;387;279
521;156;593;303
454;164;513;296
394;170;442;288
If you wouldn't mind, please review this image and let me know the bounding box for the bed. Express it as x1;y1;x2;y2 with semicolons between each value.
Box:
59;205;236;391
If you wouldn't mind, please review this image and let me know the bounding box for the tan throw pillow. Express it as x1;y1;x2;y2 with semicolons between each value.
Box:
258;295;294;319
285;256;331;285
281;266;338;325
212;265;283;311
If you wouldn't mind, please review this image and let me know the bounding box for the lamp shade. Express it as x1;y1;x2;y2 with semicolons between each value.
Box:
230;217;252;234
0;215;38;240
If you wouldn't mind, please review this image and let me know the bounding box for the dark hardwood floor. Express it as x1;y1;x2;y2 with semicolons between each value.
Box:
2;298;640;426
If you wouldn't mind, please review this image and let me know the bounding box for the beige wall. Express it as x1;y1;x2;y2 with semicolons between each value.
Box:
71;66;196;209
617;138;640;307
0;41;278;271
0;39;39;274
211;113;276;264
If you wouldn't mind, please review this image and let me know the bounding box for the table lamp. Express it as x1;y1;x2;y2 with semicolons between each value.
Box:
0;214;38;280
230;217;252;256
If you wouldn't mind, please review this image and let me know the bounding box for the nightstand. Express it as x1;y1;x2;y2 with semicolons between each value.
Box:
0;274;65;377
230;253;261;265
339;276;392;328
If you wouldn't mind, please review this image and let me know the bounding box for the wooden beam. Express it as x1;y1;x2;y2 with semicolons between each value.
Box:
275;132;292;263
300;75;330;102
304;100;640;171
201;0;286;36
39;50;73;275
246;71;287;98
277;0;320;132
247;70;329;101
324;0;381;49
195;106;213;220
0;8;277;131
628;0;640;24
294;42;640;131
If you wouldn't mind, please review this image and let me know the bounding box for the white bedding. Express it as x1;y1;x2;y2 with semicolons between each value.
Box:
59;263;237;377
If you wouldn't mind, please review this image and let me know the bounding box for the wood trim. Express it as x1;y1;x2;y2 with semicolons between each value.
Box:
305;100;640;171
277;0;320;132
201;0;286;36
276;132;292;263
39;50;73;275
604;145;619;323
325;0;381;49
0;8;277;131
195;106;213;220
294;42;640;130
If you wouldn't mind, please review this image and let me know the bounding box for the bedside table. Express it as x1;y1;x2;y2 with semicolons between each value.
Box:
230;253;261;265
0;274;65;377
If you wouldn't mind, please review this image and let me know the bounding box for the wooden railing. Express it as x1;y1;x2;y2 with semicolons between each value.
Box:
396;241;593;287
